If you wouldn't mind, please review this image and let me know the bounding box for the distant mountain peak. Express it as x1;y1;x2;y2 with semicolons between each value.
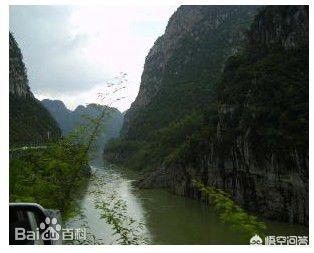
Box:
41;99;124;149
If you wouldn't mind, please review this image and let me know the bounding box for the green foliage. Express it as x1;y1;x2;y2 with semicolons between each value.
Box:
106;8;260;170
217;30;308;172
105;138;151;170
9;98;114;219
194;181;266;239
10;72;149;245
10;139;90;219
9;32;61;147
10;97;119;215
105;111;214;170
10;94;61;147
122;7;257;141
89;175;148;245
110;6;308;177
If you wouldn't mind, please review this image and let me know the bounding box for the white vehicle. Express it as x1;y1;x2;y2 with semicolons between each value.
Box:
9;203;62;245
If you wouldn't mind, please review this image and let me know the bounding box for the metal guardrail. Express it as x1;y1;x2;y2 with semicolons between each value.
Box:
9;145;48;152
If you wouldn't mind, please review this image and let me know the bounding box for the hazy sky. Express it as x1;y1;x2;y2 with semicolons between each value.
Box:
9;5;178;112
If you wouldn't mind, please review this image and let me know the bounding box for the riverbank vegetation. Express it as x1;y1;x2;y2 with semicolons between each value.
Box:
89;174;149;245
104;5;308;230
9;138;91;219
10;73;149;244
105;111;213;171
195;182;266;239
9;97;113;219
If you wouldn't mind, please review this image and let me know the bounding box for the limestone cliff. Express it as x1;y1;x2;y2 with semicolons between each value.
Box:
9;32;61;146
9;33;33;97
122;6;258;140
105;6;309;226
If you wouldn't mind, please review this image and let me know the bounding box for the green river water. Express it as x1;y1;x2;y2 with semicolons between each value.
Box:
66;158;308;245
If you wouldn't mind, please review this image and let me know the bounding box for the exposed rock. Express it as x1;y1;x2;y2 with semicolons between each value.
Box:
122;6;258;140
135;166;170;189
249;5;308;49
108;6;309;226
9;32;61;145
9;33;33;97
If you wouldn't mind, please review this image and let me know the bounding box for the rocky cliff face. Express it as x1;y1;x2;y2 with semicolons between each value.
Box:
249;5;308;49
9;33;33;97
9;32;61;145
105;6;308;225
122;6;258;140
211;5;308;225
137;6;308;225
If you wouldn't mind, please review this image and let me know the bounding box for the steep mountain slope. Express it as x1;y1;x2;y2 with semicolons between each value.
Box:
40;99;72;134
105;6;308;225
41;99;123;149
162;5;308;225
106;5;259;169
122;6;258;140
9;33;61;146
212;5;309;224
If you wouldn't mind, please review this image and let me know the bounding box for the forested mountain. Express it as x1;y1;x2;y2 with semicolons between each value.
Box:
9;32;61;146
122;6;258;140
41;99;123;150
104;6;309;225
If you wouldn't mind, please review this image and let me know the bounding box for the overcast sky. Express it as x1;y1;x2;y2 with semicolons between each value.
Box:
9;5;178;112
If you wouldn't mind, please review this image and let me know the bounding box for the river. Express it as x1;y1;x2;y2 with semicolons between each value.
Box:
66;158;308;245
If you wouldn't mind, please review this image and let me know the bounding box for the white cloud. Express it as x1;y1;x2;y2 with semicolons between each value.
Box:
10;5;178;111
